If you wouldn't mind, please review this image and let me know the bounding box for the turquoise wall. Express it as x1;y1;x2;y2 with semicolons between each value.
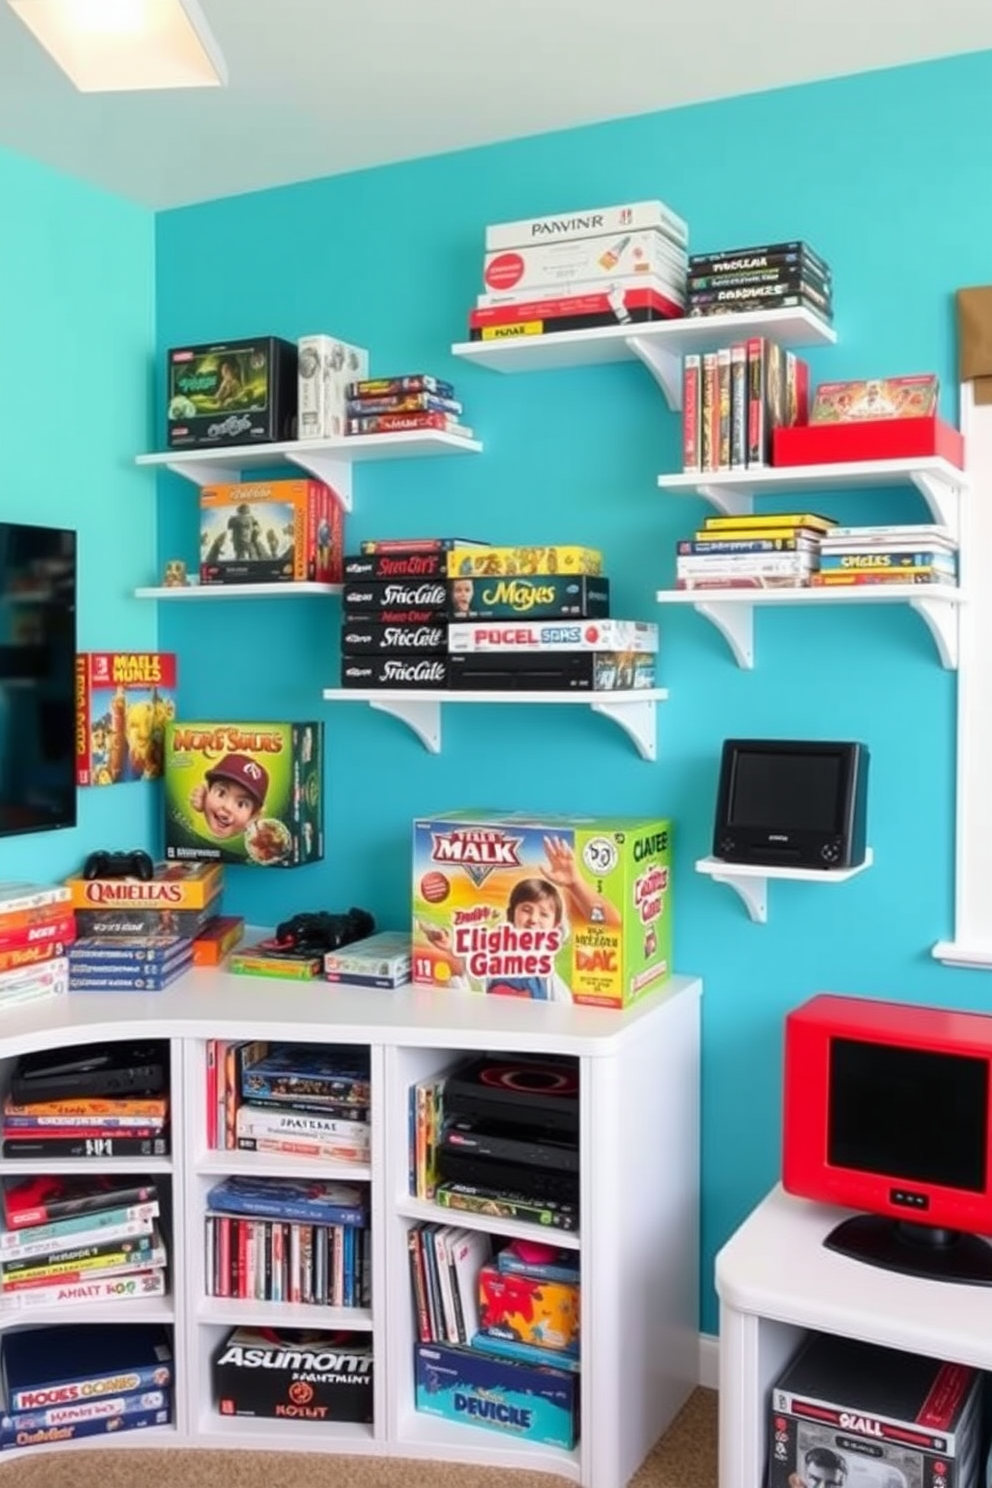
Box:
152;49;992;1334
0;147;156;887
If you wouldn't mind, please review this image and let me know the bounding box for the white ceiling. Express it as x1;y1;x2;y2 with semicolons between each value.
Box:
1;0;990;211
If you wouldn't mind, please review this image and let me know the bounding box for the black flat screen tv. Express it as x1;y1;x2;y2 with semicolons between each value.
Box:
0;523;77;838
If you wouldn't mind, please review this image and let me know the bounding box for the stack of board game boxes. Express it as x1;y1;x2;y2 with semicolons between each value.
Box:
211;1322;373;1425
62;860;230;989
0;882;74;1012
341;541;659;692
199;478;344;588
686;239;832;323
466;199;688;342
0;1324;173;1450
675;513;834;591
682;341;810;473
0;1170;167;1314
344;373;473;441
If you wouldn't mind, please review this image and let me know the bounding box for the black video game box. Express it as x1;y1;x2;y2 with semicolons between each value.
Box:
213;1328;373;1424
443;1053;579;1135
340;622;448;655
166;337;298;450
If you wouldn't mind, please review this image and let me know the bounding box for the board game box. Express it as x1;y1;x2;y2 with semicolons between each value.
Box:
199;479;343;585
163;721;323;868
166;337;298;449
75;652;177;787
212;1328;373;1423
65;860;223;912
414;1341;578;1449
413;811;673;1008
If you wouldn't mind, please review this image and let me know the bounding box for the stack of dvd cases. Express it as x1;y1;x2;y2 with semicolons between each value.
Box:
687;241;832;323
345;374;473;441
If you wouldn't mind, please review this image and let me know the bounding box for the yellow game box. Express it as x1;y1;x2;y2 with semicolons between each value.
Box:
446;546;603;578
65;860;224;912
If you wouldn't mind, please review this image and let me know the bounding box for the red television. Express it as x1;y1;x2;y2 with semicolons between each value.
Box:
782;992;992;1285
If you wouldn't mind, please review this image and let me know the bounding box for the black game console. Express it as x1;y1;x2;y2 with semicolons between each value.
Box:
436;1147;579;1207
442;1054;579;1135
11;1041;168;1104
83;849;155;882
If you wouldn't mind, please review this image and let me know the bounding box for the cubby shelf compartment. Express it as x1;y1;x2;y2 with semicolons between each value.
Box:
135;430;483;511
655;584;963;669
321;688;668;759
657;455;968;538
696;850;874;924
451;307;834;412
135;581;341;601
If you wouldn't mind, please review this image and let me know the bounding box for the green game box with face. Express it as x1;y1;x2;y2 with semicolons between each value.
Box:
166;337;299;449
163;720;323;868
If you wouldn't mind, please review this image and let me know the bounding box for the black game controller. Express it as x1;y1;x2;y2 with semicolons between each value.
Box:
83;850;155;882
267;907;375;956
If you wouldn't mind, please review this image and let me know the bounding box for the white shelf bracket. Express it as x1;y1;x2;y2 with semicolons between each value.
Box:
910;470;963;542
589;696;658;760
624;335;682;411
909;595;959;670
283;453;353;512
694;484;754;518
709;870;768;924
165;458;239;487
368;697;441;752
693;600;755;668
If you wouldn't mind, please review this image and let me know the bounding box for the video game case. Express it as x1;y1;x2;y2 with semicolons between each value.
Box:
343;579;448;612
747;338;785;467
341;656;449;689
451;575;610;621
73;902;218;939
348;411;472;438
434;1182;577;1232
730;344;747;469
347;607;447;627
340;622;448;655
67;935;191;964
688;260;832;297
689;240;830;279
344;550;451;580
682;354;701;472
347;376;454;399
700;353;718;473
689;293;828;321
358;537;488;554
691;275;831;319
448;651;655;691
1;1402;171;1450
346;392;461;417
1;1136;169;1159
2;1175;158;1230
468;291;681;341
717;348;731;470
447;619;657;653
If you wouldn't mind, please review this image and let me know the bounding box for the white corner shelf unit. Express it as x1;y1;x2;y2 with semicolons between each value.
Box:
135;430;483;512
715;1183;992;1488
695;850;874;923
451;307;834;412
656;586;962;670
0;969;702;1486
657;455;968;538
320;687;669;760
134;581;342;601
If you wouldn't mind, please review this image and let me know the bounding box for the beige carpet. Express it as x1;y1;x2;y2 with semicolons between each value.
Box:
0;1388;717;1487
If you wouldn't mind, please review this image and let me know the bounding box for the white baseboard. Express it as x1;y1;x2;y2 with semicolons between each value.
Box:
698;1331;719;1390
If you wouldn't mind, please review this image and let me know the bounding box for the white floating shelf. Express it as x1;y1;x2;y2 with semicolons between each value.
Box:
134;581;342;600
696;850;874;923
136;429;482;510
321;687;668;759
658;456;968;537
451;307;834;411
655;583;963;669
931;940;992;969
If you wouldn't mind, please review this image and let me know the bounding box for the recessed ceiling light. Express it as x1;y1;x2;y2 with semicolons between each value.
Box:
7;0;227;92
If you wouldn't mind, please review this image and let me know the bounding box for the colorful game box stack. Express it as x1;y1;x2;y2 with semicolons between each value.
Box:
467;199;688;342
674;513;835;591
811;522;957;589
75;652;178;787
344;374;473;441
0;1324;173;1449
0;882;74;1012
340;538;488;691
681;341;810;473
199;479;344;587
205;1175;371;1308
206;1041;370;1163
64;860;228;981
446;545;658;692
0;1175;168;1314
686;239;832;323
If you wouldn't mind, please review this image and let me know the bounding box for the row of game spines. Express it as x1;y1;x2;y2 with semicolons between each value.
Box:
204;1214;370;1309
0;1225;167;1297
205;1038;370;1152
682;341;808;475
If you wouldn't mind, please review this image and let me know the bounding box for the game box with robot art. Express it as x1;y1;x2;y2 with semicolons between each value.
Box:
75;653;177;787
199;479;343;586
163;721;323;868
413;811;673;1008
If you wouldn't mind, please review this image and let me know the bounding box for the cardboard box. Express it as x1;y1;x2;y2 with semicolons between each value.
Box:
478;1262;580;1355
199;479;343;585
772;416;964;470
412;811;673;1008
213;1328;372;1423
486;199;688;252
163;721;323;868
297;334;370;441
192;915;245;966
484;231;686;299
65;861;223;912
447;546;603;578
414;1341;577;1449
75;652;177;787
323;931;411;988
166;337;298;449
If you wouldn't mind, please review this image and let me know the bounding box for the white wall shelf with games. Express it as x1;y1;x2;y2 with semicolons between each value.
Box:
134;581;342;601
654;585;962;670
451;307;834;412
695;852;875;924
136;429;483;512
320;688;669;760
